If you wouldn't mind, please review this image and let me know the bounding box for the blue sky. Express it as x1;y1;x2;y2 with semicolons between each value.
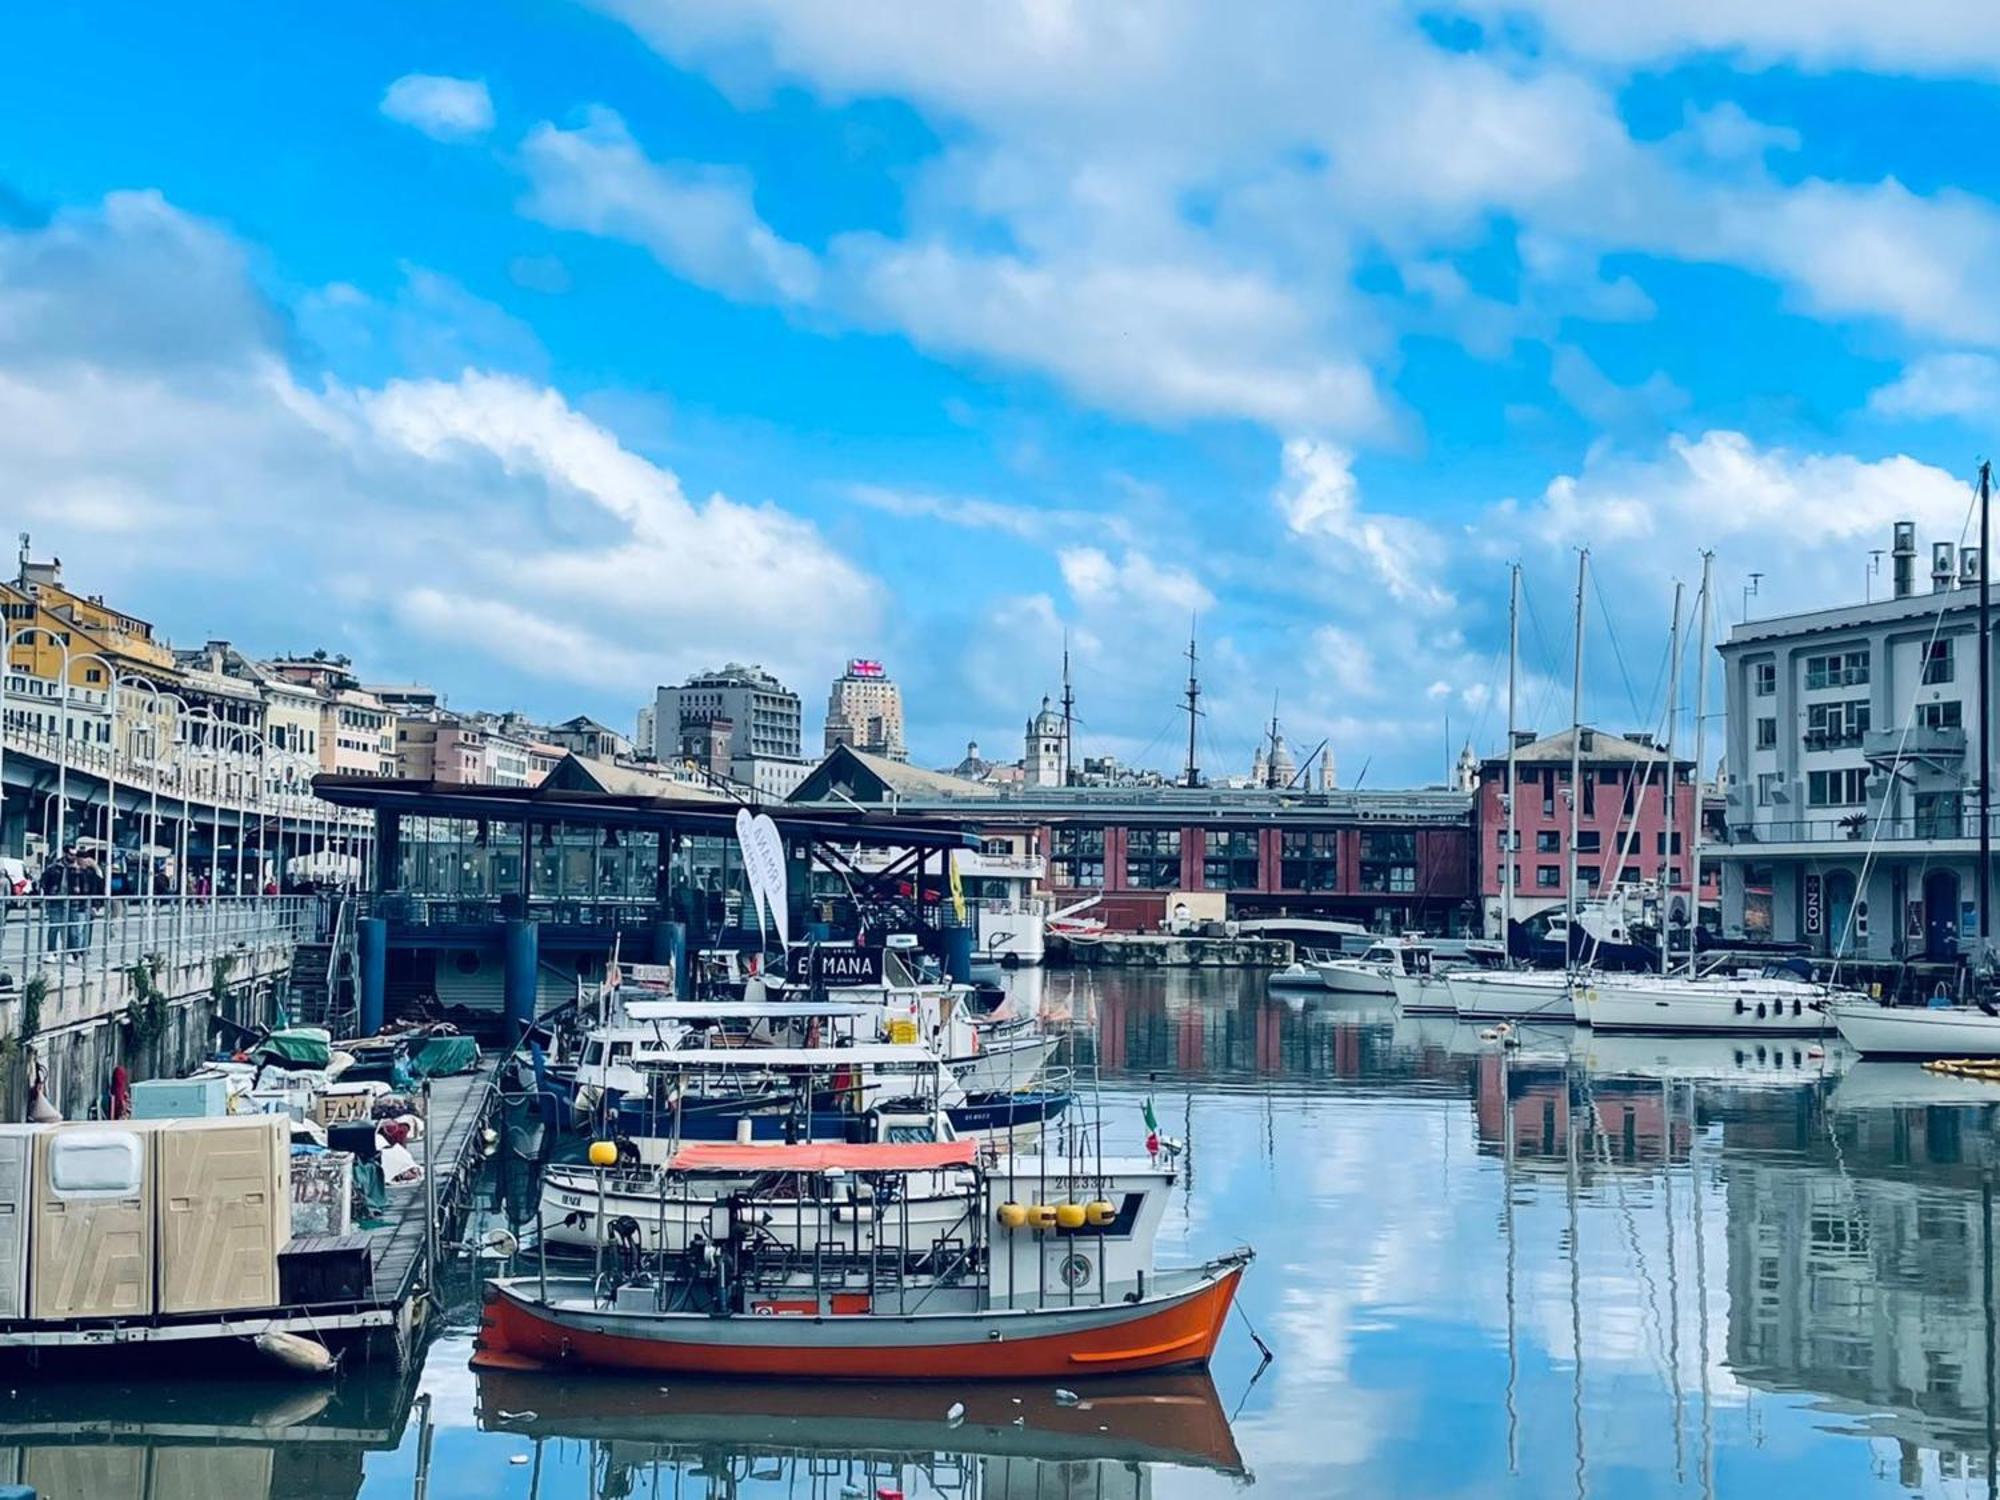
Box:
4;3;1999;782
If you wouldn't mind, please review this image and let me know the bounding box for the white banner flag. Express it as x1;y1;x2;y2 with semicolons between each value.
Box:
734;807;791;951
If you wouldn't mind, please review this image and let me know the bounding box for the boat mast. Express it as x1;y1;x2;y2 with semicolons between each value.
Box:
1267;691;1281;790
1505;563;1520;951
1660;580;1683;976
1687;551;1714;975
1060;632;1076;788
1182;618;1202;789
1982;460;1993;976
1567;549;1589;973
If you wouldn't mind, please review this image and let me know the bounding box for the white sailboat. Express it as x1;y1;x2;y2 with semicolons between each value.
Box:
1449;554;1583;1024
1580;555;1854;1036
1834;460;2000;1058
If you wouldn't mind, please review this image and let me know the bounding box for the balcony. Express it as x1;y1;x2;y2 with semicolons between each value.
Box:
1721;808;1994;847
1801;728;1865;752
1862;725;1966;765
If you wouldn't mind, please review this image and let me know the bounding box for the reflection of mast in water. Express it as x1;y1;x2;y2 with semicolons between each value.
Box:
1661;1079;1686;1485
1503;1044;1519;1474
1985;1175;1996;1500
1567;1071;1588;1500
1689;1081;1715;1500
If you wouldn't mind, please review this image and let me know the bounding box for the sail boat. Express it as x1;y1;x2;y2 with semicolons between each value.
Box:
1581;555;1853;1035
1831;462;2000;1056
1449;551;1588;1023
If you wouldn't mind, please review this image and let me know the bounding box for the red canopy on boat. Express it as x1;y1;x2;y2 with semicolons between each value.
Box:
668;1140;977;1173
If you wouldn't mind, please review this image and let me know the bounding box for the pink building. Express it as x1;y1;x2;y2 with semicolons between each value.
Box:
1475;727;1714;936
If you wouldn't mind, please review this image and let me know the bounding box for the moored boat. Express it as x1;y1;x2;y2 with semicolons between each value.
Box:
476;1139;1251;1380
1447;968;1575;1022
1832;1000;2000;1059
1579;965;1842;1035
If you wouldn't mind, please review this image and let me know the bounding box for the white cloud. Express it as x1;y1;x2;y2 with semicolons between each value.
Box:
380;74;495;141
1274;440;1453;610
520;107;818;304
836;236;1385;433
578;0;2000;418
1549;346;1689;431
1869;351;2000;422
0;192;873;706
844;482;1125;544
1444;0;2000;76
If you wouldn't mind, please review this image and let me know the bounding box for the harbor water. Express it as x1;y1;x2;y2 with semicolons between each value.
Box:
17;969;2000;1498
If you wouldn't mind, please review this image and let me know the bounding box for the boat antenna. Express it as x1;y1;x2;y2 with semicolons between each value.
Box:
1060;631;1077;788
1182;617;1203;789
1982;459;1993;979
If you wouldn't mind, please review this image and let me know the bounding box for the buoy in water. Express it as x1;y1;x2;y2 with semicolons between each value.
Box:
254;1330;338;1376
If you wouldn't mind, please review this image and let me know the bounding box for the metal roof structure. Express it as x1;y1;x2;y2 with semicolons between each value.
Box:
311;769;981;850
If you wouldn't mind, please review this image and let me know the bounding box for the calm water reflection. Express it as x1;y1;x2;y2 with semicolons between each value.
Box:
25;968;2000;1498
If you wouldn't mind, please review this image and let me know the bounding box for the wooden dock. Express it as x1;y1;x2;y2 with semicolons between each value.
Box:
0;1058;501;1369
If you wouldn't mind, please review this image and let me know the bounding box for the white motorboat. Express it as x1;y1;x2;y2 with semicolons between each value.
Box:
950;1030;1060;1095
1311;941;1400;997
1579;965;1843;1036
1446;968;1575;1023
1831;1000;2000;1059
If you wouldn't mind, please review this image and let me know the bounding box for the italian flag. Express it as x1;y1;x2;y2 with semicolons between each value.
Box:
1143;1098;1160;1156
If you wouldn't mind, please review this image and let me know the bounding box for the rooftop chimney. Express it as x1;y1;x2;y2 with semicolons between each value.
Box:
1963;546;1984;589
1933;540;1957;593
1894;520;1916;599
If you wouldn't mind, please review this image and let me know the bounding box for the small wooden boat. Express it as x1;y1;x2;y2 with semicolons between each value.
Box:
475;1139;1251;1380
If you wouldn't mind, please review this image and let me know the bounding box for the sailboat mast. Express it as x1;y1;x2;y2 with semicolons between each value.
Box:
1567;549;1589;972
1505;563;1520;946
1688;551;1714;975
1982;460;1993;970
1182;619;1201;790
1661;581;1683;976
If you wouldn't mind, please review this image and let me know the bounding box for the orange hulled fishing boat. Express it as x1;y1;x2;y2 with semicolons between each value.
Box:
473;1138;1251;1380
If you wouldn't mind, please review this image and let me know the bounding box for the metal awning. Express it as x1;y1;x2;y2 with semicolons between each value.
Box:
669;1140;975;1173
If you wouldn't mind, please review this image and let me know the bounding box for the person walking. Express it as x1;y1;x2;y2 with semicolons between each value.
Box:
68;845;99;956
38;849;67;956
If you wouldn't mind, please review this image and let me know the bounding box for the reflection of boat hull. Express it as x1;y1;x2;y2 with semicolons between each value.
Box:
1833;1002;2000;1059
1448;971;1575;1022
1583;977;1833;1035
474;1368;1247;1473
1829;1060;2000;1110
473;1257;1248;1379
1580;1030;1836;1084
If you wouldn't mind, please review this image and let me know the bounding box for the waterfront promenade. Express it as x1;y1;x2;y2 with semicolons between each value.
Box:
0;893;321;1117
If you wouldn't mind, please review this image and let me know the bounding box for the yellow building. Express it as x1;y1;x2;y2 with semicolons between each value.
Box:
2;549;184;754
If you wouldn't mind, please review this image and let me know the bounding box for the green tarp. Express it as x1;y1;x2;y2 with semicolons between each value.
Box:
251;1027;333;1070
408;1034;480;1078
